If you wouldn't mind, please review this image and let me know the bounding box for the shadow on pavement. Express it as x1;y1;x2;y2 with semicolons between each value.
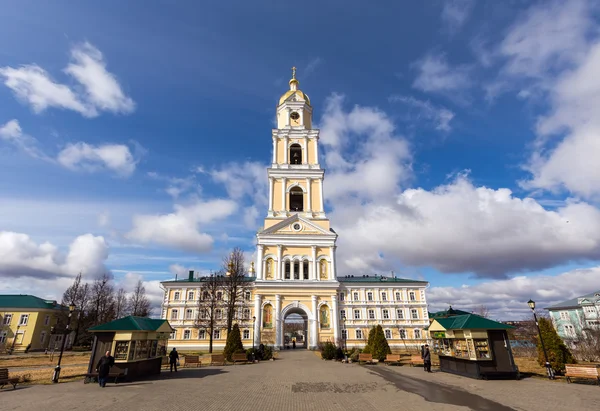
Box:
151;368;228;380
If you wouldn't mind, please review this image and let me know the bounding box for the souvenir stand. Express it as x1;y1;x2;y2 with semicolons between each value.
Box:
429;314;518;380
87;316;173;381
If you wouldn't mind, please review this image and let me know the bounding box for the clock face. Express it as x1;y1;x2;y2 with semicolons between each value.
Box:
290;111;300;121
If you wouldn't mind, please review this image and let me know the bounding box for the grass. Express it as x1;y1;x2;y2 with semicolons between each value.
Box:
0;353;91;368
9;366;88;385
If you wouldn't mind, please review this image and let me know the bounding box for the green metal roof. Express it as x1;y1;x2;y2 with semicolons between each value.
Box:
338;275;428;284
435;314;514;330
88;316;173;332
429;306;472;319
0;294;67;310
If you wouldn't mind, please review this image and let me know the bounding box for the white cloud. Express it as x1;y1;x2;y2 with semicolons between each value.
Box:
0;119;49;159
0;231;109;279
0;42;134;117
57;142;138;177
441;0;475;34
304;57;323;76
428;266;600;320
412;53;473;94
126;199;237;252
389;95;455;132
147;172;200;199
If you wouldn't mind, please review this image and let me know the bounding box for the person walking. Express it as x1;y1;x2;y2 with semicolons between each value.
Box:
423;344;432;373
420;345;425;371
169;347;179;372
96;350;115;388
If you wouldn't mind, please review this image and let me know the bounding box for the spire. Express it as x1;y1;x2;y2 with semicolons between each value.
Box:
289;66;299;91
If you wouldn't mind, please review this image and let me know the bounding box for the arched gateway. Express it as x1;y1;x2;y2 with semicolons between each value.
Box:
280;304;311;349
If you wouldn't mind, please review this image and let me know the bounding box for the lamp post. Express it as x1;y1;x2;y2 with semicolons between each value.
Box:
252;316;256;361
52;304;75;383
527;299;555;380
342;317;347;352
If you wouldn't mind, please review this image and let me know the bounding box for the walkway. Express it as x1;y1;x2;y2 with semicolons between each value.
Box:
1;350;598;411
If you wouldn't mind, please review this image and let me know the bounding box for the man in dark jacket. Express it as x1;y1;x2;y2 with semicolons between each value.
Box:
96;350;115;387
169;347;179;372
423;344;432;373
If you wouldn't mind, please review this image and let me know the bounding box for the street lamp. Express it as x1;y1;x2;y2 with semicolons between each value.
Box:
52;303;75;383
527;299;555;380
252;316;256;361
342;317;347;359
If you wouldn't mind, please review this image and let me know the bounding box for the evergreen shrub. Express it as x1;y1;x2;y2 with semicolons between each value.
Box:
224;323;244;362
536;317;575;373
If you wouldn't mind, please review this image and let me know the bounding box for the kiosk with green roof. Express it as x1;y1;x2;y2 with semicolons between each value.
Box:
429;313;519;380
87;316;174;382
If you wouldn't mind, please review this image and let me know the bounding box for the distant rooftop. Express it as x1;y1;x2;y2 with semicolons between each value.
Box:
0;294;67;310
89;316;173;332
161;275;256;284
434;314;514;331
545;290;600;310
429;306;472;319
337;275;428;284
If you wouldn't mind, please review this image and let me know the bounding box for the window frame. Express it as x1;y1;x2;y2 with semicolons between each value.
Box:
396;309;404;319
381;292;387;301
243;329;250;339
3;314;12;325
188;291;194;301
183;330;191;340
174;291;180;301
353;309;361;320
353;292;359;301
409;291;416;301
355;329;363;339
411;309;419;319
19;314;29;326
367;292;373;301
368;309;375;320
185;309;193;320
198;329;206;340
384;329;392;339
170;309;179;320
383;309;390;319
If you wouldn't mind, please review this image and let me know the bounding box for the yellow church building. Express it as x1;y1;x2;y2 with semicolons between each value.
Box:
160;69;430;351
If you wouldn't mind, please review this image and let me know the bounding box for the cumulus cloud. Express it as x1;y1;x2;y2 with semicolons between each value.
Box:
412;53;473;95
126;199;237;252
0;119;49;159
57;142;138;177
0;42;134;117
441;0;475;34
389;95;455;132
0;231;109;279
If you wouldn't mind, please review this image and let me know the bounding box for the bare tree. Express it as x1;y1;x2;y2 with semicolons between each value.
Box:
61;272;90;345
222;248;252;334
89;273;116;326
473;305;490;318
114;288;129;318
129;280;151;317
195;273;226;353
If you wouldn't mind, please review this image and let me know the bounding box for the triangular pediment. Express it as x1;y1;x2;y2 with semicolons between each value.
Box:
260;215;333;236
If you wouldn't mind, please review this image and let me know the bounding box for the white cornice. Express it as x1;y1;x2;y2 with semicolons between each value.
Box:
267;169;325;178
254;280;340;289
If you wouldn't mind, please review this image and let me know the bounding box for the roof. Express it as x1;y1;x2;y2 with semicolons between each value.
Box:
0;294;67;310
161;275;256;284
434;314;514;331
545;290;600;310
338;275;428;284
88;316;173;332
428;306;472;319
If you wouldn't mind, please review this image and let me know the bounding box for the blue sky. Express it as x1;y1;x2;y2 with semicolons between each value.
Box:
1;0;600;319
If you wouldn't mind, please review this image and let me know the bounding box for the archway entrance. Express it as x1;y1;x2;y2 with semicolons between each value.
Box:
283;310;308;350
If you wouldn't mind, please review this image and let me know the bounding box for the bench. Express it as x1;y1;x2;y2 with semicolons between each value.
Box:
184;355;200;368
232;353;248;364
384;354;402;366
358;353;374;365
83;371;126;384
210;354;226;366
565;364;600;385
410;355;424;366
0;368;19;390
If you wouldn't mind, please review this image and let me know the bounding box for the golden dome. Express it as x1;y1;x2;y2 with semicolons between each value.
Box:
278;67;311;106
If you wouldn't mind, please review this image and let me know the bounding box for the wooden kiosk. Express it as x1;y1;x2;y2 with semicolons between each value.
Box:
87;316;173;382
429;314;519;380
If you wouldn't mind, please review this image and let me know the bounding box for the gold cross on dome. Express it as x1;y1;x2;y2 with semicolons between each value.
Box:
291;66;297;79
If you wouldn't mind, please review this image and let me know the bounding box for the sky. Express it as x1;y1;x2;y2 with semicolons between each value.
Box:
1;0;600;320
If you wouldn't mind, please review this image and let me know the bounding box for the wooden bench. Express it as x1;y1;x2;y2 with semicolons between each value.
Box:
566;364;600;385
232;353;248;364
184;355;200;368
210;354;226;366
358;353;374;364
410;355;424;367
83;371;126;384
0;368;19;390
384;354;402;366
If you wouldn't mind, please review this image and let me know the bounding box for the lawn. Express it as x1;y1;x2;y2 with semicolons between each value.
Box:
0;352;91;368
8;366;88;385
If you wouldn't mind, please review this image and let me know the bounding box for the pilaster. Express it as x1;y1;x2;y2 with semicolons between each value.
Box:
275;295;282;348
311;295;318;349
254;294;262;347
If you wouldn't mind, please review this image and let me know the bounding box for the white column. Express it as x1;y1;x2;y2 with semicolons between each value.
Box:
311;295;318;349
306;177;312;212
303;136;308;164
299;108;304;126
314;136;319;165
332;295;339;343
268;177;274;212
312;246;318;281
254;294;262;347
319;178;324;213
281;177;287;212
286;108;290;127
256;245;264;280
262;260;266;281
277;245;283;280
290;258;295;280
330;246;337;280
284;136;289;164
272;136;277;164
275;295;282;348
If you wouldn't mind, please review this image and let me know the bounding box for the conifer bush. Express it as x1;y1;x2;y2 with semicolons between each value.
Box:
536;317;575;373
224;323;244;362
321;341;337;360
363;325;391;361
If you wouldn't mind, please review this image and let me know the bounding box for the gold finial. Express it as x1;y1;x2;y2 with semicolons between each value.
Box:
292;66;297;80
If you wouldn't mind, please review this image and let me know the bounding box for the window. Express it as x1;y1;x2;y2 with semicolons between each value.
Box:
44;315;50;326
340;310;346;319
216;292;222;301
293;260;300;280
396;309;404;319
19;314;29;326
290;144;302;165
0;331;7;344
367;292;373;301
40;331;47;344
243;329;250;339
339;292;345;301
183;330;191;340
174;291;180;301
564;325;575;337
385;329;392;339
170;331;176;340
395;292;401;301
354;309;361;319
214;329;221;340
3;314;12;325
245;291;251;301
355;329;363;339
353;292;359;301
216;309;223;320
411;309;419;319
368;309;375;320
170;309;178;320
341;329;348;340
188;291;194;300
285;261;291;280
409;291;416;301
383;309;390;319
198;329;206;339
381;292;387;301
560;311;569;320
289;187;304;211
584;306;595;314
399;329;406;339
185;309;193;320
414;329;421;339
303;260;309;280
243;308;250;320
199;309;207;319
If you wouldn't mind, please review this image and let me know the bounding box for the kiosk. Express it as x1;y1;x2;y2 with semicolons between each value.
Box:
429;314;519;380
87;316;173;381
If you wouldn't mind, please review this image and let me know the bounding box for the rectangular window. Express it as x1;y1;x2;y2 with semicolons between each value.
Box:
198;329;206;340
243;329;250;339
217;292;222;301
395;292;401;301
170;309;178;320
381;292;387;301
341;329;348;340
188;291;194;300
383;309;390;319
216;309;223;320
185;309;193;320
397;309;404;319
19;314;29;326
199;309;207;319
353;309;361;320
409;291;416;301
0;331;7;344
243;309;250;320
44;315;50;326
214;329;220;340
415;329;421;339
399;329;406;339
170;331;176;340
353;292;359;301
174;291;180;301
245;291;251;301
560;311;569;320
202;291;209;300
384;329;392;339
3;314;12;325
411;309;418;319
355;329;363;339
40;331;47;344
367;292;373;301
339;292;345;301
368;309;375;320
183;330;191;340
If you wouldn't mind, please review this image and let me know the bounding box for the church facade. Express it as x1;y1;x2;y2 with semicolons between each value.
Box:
160;69;430;351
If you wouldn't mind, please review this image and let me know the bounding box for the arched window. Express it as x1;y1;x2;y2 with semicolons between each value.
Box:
290;144;302;164
293;260;300;280
284;261;291;279
319;260;328;280
289;187;304;211
266;258;274;279
303;260;309;280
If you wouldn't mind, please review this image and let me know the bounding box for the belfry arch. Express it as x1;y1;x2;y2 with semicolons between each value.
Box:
289;186;304;212
289;143;302;165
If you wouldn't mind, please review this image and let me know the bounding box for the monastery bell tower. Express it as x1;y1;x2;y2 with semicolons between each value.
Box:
254;68;338;283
